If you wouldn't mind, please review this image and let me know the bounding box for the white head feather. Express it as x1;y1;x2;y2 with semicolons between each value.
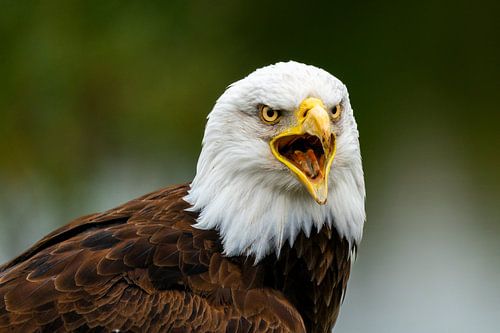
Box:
185;61;365;262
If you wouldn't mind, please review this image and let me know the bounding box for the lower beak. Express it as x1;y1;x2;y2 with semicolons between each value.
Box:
270;98;336;204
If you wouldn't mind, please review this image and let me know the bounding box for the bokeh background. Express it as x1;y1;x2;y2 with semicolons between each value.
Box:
0;1;498;332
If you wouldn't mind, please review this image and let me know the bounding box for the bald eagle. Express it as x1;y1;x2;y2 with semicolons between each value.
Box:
0;61;365;333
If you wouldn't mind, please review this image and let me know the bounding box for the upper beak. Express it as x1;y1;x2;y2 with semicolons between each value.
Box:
270;98;336;204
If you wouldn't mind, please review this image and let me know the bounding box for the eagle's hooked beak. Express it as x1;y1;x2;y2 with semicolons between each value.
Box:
270;98;336;204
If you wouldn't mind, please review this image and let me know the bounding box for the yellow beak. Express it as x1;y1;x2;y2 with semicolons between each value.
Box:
270;98;335;204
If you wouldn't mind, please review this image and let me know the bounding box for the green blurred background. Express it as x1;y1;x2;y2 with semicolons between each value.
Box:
0;1;498;332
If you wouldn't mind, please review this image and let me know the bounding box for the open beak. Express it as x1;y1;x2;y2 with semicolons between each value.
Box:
270;98;335;204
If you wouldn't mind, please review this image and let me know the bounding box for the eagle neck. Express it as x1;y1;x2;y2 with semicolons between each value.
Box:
259;224;353;333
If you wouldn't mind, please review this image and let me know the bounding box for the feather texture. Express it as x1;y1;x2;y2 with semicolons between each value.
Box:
0;184;351;332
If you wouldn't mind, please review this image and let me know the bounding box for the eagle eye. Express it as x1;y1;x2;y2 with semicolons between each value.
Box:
260;105;281;124
330;104;341;120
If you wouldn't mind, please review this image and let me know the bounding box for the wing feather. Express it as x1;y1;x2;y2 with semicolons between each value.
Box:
0;184;305;332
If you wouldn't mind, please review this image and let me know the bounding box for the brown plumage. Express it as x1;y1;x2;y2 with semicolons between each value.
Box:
0;184;352;333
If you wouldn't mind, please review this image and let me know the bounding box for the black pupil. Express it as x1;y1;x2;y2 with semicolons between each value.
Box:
266;109;275;118
332;106;337;115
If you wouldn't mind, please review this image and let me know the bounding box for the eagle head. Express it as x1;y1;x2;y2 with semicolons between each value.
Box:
185;61;365;261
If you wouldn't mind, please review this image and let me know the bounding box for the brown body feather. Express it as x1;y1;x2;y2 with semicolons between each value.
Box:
0;184;352;333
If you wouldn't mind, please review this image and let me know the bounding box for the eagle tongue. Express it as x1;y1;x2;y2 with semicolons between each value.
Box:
292;149;321;178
